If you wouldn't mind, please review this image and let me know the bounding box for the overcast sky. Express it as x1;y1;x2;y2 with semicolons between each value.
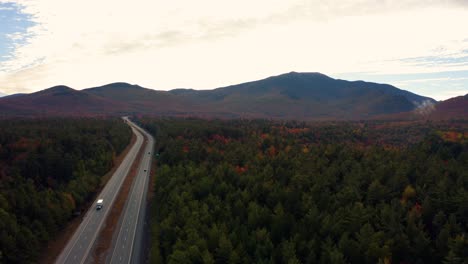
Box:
0;0;467;100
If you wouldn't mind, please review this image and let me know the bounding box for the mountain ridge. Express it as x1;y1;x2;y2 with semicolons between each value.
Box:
0;84;129;116
0;72;462;120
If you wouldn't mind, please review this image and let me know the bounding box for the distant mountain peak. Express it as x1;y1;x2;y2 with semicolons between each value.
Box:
279;71;331;78
98;82;143;89
265;72;335;86
48;85;73;91
284;71;301;76
34;85;76;95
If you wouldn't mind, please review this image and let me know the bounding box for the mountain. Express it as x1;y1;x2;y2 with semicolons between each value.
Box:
0;72;442;119
428;94;468;119
0;91;6;97
3;93;25;98
169;72;436;119
0;85;128;117
84;82;206;114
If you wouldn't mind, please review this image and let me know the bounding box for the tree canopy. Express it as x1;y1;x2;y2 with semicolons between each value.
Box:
0;118;131;263
139;118;468;264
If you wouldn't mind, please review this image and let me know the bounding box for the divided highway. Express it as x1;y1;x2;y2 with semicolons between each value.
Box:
55;118;149;264
108;119;154;263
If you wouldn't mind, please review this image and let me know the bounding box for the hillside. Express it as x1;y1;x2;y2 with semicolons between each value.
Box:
381;94;468;121
0;85;129;117
84;82;206;114
429;94;468;119
0;72;450;120
174;72;435;119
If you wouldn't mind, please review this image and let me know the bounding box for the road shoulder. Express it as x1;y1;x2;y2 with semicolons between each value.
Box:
90;127;149;263
39;132;137;264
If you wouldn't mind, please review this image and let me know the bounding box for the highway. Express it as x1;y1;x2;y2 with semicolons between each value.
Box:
108;119;154;264
55;118;145;264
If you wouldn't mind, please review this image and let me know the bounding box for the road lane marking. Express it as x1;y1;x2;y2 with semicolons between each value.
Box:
57;123;145;264
78;129;145;264
109;124;154;264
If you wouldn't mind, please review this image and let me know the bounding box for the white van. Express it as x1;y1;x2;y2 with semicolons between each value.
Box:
96;199;103;210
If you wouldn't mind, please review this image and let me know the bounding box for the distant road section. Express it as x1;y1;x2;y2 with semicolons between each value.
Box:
55;118;144;264
108;119;154;264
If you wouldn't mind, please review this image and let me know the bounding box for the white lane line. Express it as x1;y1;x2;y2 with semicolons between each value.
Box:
76;126;145;264
109;125;149;264
58;206;95;263
108;123;154;264
127;145;151;264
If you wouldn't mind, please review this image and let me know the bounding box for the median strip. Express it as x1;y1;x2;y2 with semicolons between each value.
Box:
90;128;149;263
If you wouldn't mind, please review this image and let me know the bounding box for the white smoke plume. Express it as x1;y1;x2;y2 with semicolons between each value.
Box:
415;100;436;116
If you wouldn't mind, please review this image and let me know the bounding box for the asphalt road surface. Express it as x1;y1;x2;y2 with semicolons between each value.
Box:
55;118;144;264
108;119;154;264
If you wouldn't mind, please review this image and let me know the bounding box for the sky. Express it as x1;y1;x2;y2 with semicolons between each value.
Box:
0;0;467;100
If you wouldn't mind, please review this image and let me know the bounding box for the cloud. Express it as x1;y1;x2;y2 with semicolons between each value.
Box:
394;77;468;85
0;63;50;94
393;76;468;101
0;0;467;99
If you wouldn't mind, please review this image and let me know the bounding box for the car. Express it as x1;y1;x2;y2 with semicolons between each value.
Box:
96;199;103;210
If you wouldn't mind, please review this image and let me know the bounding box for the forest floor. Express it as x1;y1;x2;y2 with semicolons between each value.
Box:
39;132;137;264
90;130;149;263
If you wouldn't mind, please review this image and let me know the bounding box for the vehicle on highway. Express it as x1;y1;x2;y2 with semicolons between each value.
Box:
96;199;103;210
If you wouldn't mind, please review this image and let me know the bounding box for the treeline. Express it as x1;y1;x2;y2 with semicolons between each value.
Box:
0;118;132;263
140;118;468;264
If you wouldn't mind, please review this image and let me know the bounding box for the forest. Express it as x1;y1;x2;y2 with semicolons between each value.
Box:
139;118;468;264
0;118;132;263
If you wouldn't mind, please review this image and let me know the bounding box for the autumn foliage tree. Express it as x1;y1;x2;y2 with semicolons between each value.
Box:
0;118;131;263
140;118;468;263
